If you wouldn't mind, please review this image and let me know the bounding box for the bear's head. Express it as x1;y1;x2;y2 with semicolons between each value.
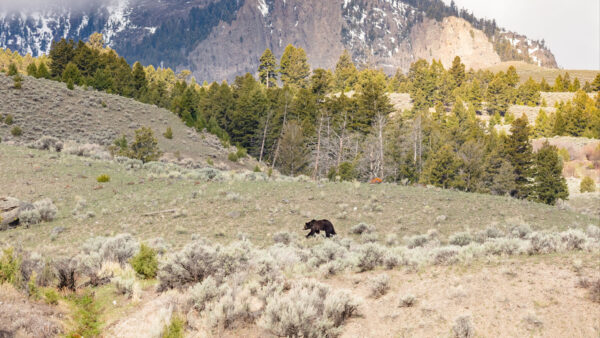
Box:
304;220;316;230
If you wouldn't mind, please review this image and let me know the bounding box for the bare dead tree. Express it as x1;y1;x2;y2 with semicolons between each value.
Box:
259;109;272;163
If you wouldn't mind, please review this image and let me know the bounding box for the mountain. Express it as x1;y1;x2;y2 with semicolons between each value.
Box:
0;0;557;82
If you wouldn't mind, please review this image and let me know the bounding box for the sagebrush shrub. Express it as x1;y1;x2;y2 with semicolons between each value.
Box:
406;234;429;248
163;126;173;139
453;315;474;338
560;229;588;251
130;244;158;279
399;294;416;307
368;274;390;299
355;243;386;272
350;222;375;235
190;276;222;311
206;287;253;330
29;136;64;152
272;231;294;245
431;246;459;265
259;279;359;337
528;231;560;254
82;234;139;265
19;208;41;225
586;225;600;240
33;198;58;222
113;276;139;299
510;223;532;239
4;114;13;125
449;232;473;247
55;257;78;291
157;241;250;291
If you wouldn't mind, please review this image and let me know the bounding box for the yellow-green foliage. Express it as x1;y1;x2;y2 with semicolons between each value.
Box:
0;248;20;285
44;288;60;305
67;291;102;338
27;271;40;299
580;176;596;193
557;148;570;162
130;244;158;279
4;114;13;125
162;315;185;338
10;126;22;136
97;174;111;183
163;126;173;139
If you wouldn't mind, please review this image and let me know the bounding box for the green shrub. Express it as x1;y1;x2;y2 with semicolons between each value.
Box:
338;162;357;181
44;288;59;305
27;271;40;299
13;75;23;89
10;126;22;137
228;152;238;162
67;291;102;337
557;148;570;162
26;63;38;77
206;158;214;166
162;314;185;338
130;127;162;163
4;114;13;125
254;165;261;172
580;176;596;193
101;101;107;108
7;62;18;76
130;244;158;279
236;147;247;159
66;78;74;90
96;174;110;183
0;248;20;285
163;126;173;139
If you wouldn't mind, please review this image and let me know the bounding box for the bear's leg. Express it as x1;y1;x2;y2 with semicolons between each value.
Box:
326;231;332;238
306;230;315;238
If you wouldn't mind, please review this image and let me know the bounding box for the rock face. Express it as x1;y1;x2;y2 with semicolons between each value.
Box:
410;17;501;70
0;0;558;81
0;196;21;230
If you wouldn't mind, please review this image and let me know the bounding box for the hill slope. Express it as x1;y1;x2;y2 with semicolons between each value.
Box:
0;74;250;169
0;0;557;81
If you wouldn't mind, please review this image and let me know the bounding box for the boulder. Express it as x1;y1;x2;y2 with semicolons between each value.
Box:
0;197;21;230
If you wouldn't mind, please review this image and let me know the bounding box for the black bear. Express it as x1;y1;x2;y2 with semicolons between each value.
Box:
304;219;336;238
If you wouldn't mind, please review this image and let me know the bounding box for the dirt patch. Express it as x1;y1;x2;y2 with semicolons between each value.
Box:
0;284;64;337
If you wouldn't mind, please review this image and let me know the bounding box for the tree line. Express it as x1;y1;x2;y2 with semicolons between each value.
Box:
3;37;598;205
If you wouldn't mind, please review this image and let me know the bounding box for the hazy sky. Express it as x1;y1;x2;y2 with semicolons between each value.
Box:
443;0;600;70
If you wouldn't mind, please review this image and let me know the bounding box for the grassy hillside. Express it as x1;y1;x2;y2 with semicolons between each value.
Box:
0;74;254;170
485;61;600;84
0;142;599;337
1;143;597;256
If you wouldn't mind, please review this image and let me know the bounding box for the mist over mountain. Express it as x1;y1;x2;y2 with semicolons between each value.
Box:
0;0;557;81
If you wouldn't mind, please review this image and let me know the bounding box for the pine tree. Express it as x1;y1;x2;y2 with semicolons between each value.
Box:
279;44;310;88
421;144;464;189
277;120;309;176
539;78;552;91
49;38;75;78
62;62;81;85
129;127;162;163
505;66;519;88
334;50;358;92
486;75;510;115
36;62;50;79
533;109;552;138
132;62;148;98
258;48;278;88
591;74;600;92
505;115;533;199
516;77;541;106
531;142;568;205
354;69;394;133
449;56;465;88
7;62;18;76
26;63;38;77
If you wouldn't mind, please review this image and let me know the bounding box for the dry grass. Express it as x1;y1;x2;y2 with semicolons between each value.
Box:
0;74;253;170
0;143;598;256
485;61;600;84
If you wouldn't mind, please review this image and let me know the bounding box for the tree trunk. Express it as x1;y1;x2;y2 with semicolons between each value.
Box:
259;110;271;163
313;113;324;180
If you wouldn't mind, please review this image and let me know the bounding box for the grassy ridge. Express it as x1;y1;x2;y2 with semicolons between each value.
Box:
0;144;596;256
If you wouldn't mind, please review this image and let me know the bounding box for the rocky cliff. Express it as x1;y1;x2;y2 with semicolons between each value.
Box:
0;0;558;81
